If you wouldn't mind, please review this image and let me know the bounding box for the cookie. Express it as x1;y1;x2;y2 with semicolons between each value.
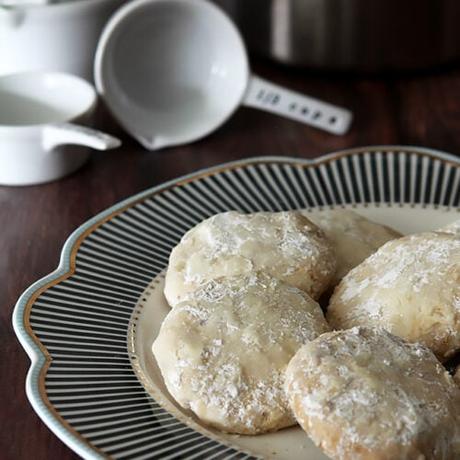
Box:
305;209;401;285
164;211;336;306
153;273;329;434
285;327;460;460
327;232;460;360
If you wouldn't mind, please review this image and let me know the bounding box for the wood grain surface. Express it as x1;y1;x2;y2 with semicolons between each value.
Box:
2;60;460;460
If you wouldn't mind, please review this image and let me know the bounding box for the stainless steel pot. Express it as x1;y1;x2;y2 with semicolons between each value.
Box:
213;0;460;71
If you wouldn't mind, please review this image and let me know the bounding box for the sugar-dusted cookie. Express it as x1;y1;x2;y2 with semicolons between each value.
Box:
327;232;460;360
164;211;336;306
285;327;460;460
305;209;401;285
153;273;329;434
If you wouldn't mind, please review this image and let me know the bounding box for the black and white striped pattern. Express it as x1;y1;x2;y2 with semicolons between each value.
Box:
27;148;460;459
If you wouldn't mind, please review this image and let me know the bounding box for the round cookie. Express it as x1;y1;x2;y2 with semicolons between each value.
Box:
285;327;460;460
438;219;460;236
164;211;336;306
327;232;460;361
153;273;330;434
305;209;401;285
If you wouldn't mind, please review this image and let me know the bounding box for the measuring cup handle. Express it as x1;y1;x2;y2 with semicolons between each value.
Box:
42;123;121;151
242;74;353;135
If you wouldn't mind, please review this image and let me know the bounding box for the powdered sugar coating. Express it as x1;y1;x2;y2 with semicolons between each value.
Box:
153;273;330;434
285;327;460;460
164;211;336;306
327;232;460;360
305;209;401;285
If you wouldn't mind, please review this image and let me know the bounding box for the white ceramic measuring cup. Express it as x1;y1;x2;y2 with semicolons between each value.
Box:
0;72;121;186
94;0;353;151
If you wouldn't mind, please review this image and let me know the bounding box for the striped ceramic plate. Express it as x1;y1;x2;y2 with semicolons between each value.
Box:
13;146;460;460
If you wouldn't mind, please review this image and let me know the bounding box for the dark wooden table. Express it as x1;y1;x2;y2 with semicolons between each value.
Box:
2;60;460;460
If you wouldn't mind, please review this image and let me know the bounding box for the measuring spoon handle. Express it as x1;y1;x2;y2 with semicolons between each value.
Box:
243;74;352;135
